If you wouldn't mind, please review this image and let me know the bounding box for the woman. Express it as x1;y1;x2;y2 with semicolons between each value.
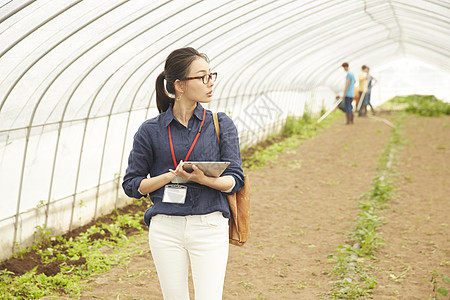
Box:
122;47;245;299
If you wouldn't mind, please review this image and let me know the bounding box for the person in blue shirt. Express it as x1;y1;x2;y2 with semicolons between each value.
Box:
341;62;356;124
122;47;245;299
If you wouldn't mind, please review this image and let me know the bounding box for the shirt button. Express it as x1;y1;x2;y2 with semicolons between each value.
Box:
188;128;192;131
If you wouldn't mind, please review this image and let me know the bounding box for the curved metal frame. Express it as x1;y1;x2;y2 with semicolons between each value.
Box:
0;0;449;255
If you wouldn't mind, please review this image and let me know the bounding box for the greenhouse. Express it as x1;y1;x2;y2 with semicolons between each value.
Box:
0;0;449;298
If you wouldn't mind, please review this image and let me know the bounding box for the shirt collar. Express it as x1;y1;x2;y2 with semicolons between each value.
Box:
163;103;205;127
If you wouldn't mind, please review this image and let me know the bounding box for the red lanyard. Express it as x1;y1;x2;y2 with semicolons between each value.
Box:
168;108;206;168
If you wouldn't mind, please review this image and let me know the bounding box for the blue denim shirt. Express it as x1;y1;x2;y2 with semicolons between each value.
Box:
122;103;245;226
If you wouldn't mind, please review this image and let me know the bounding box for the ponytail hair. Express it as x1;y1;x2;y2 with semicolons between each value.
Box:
155;71;174;113
155;47;209;113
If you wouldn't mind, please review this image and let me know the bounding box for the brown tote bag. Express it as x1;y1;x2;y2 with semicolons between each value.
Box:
213;113;250;246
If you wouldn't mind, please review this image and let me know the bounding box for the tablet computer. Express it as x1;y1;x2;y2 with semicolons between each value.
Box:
182;161;230;177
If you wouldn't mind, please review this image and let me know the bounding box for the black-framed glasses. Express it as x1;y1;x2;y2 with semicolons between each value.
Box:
184;72;217;84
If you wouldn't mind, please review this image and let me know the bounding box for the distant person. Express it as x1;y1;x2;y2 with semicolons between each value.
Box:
122;47;245;299
352;86;359;111
365;67;377;115
358;65;369;116
341;62;355;124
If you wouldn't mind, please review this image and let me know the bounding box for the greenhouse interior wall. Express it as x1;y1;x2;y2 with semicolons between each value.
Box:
0;0;449;261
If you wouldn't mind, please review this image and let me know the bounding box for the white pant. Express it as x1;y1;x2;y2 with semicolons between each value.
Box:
149;212;229;300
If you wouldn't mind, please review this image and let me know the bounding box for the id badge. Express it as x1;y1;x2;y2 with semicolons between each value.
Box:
162;184;187;204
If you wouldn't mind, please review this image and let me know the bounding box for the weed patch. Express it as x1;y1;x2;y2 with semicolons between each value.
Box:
242;111;341;169
382;95;450;116
0;198;150;299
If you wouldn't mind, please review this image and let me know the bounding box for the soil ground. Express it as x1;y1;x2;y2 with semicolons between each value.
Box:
7;113;450;299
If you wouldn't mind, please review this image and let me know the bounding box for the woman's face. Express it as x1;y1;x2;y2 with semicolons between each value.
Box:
182;57;214;104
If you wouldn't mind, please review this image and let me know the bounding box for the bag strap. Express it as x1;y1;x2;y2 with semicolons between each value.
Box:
212;112;220;144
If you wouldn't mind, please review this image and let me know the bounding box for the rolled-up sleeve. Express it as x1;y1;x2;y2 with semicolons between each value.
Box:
122;126;152;199
218;112;245;195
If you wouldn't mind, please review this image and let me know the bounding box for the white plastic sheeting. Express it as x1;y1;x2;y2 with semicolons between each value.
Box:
0;0;449;260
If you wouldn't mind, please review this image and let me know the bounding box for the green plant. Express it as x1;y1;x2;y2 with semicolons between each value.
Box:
302;103;312;123
239;280;254;288
430;270;450;299
33;225;53;247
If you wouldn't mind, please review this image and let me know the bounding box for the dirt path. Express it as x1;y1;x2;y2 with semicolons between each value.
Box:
77;114;449;299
